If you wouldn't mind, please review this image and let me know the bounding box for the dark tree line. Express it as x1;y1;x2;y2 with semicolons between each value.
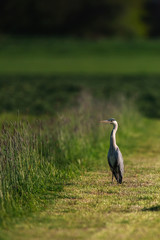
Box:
0;0;159;37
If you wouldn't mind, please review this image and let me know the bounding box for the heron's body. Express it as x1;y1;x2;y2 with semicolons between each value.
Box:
101;118;124;184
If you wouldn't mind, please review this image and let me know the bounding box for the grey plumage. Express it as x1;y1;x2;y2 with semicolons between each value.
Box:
100;118;124;184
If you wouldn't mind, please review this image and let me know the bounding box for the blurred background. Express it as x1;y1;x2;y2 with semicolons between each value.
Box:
1;0;160;231
0;0;160;117
0;0;160;37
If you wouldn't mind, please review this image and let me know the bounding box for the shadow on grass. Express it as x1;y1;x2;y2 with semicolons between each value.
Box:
39;182;79;201
142;205;160;212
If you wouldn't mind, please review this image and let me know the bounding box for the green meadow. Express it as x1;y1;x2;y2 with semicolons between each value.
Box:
0;38;160;240
0;38;160;75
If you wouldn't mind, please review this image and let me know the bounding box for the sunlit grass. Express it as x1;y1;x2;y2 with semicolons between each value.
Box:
2;160;160;240
0;37;160;239
0;94;144;223
0;92;158;230
0;91;160;240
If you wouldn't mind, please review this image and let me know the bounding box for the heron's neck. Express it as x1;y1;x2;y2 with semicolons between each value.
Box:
110;123;118;149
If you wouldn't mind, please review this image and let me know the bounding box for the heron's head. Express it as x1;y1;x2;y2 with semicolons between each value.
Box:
100;118;117;125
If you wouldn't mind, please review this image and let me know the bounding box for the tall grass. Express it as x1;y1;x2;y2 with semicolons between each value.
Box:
0;93;144;225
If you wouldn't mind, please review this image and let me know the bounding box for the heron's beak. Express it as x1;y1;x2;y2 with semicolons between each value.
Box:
100;120;111;124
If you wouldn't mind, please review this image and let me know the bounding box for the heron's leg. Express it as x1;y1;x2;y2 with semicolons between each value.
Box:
112;173;113;184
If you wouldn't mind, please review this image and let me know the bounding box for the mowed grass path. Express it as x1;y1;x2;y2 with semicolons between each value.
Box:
1;119;160;240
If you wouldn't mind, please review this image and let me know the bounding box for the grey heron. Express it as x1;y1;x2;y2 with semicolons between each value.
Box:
100;118;124;184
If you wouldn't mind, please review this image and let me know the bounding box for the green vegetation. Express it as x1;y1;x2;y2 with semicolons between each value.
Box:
0;74;160;117
1;37;160;118
0;38;160;239
1;109;160;240
0;38;160;75
0;94;149;226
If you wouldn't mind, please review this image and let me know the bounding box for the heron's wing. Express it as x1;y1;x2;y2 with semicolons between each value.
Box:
115;148;124;176
107;149;117;169
109;148;124;184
